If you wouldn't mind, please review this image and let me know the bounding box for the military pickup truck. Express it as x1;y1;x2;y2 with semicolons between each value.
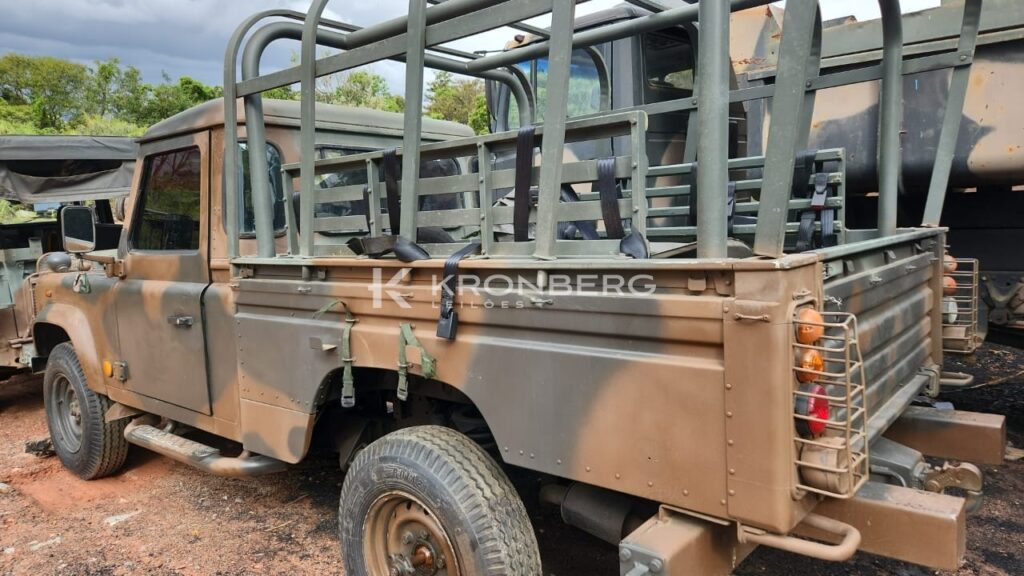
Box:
34;1;1007;575
0;135;132;378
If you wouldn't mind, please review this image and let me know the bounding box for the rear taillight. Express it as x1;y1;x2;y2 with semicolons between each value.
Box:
795;383;829;437
794;307;830;438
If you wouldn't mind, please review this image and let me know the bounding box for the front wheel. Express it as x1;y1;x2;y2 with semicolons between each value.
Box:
43;342;128;479
339;425;541;575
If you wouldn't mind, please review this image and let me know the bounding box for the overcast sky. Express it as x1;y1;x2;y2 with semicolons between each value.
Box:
0;0;942;93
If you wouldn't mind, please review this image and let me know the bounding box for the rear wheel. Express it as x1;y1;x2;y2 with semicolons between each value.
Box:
339;425;541;575
43;343;128;479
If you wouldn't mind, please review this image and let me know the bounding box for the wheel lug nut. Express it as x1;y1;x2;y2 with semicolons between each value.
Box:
403;531;415;544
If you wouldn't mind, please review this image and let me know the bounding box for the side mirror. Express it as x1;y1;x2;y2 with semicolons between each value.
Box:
61;206;97;254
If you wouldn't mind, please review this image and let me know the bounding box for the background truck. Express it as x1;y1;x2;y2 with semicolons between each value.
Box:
0;135;133;378
32;1;1007;575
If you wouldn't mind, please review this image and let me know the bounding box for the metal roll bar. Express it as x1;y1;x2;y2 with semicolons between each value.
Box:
222;0;981;263
877;0;904;238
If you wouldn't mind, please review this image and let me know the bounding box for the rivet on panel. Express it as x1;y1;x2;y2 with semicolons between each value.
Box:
725;383;733;390
556;459;562;465
683;489;689;496
729;489;736;496
726;411;733;418
615;473;621;480
647;481;653;488
727;439;734;446
519;450;524;455
586;466;592;472
729;468;736;475
720;500;727;506
529;453;535;459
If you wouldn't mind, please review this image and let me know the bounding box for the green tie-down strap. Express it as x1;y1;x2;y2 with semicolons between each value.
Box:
397;323;436;401
313;299;358;408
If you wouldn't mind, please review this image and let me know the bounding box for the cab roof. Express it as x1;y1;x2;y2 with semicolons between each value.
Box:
140;98;474;143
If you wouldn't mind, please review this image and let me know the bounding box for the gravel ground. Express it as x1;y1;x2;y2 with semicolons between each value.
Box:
0;344;1021;575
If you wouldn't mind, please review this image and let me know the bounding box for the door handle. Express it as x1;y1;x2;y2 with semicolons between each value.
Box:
167;314;194;328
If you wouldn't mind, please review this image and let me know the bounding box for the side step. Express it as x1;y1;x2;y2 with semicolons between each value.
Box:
124;420;287;477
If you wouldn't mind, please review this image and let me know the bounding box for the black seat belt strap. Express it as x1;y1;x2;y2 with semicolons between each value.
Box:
597;157;625;240
437;241;482;340
513;126;536;241
383;148;401;234
797;171;833;252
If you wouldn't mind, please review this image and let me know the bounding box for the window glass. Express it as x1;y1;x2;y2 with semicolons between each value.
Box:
237;142;286;235
131;147;201;251
508;48;602;129
643;30;695;103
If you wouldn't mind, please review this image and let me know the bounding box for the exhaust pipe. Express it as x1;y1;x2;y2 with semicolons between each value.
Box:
540;482;650;545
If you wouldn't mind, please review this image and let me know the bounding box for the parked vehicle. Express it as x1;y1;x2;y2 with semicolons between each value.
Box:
33;2;1006;575
0;135;133;378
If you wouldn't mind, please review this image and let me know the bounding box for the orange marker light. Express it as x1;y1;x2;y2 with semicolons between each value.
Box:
102;360;113;378
943;276;957;296
796;349;824;383
796;308;824;344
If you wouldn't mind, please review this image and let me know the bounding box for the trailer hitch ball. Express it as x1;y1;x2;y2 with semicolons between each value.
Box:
923;462;984;514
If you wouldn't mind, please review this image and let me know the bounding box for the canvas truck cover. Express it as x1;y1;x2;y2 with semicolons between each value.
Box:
0;135;137;204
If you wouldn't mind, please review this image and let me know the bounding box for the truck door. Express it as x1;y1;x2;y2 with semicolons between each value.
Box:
115;132;212;415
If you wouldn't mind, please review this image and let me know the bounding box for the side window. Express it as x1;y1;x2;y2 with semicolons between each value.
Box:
131;147;202;251
507;48;604;129
237;142;286;235
642;29;695;103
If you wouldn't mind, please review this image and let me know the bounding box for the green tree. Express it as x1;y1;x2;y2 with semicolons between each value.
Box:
331;70;405;112
424;71;485;129
0;54;89;130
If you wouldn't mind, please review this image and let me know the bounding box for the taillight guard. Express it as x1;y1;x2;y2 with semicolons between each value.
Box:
942;257;980;354
792;311;869;499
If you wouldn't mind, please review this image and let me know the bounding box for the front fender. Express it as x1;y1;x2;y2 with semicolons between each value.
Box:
33;301;115;395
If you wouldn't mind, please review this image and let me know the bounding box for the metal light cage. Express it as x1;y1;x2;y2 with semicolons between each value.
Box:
792;311;870;499
943;257;981;354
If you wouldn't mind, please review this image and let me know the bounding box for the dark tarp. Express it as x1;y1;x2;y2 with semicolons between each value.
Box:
0;135;137;204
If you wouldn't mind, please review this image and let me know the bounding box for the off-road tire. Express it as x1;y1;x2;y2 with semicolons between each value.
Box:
43;342;128;479
339;425;541;575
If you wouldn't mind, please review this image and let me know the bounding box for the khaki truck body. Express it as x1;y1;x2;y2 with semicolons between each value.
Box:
32;1;1007;575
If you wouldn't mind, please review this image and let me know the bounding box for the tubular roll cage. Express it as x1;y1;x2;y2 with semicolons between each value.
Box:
223;0;983;266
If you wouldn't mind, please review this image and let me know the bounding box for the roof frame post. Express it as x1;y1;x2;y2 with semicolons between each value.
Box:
400;0;428;240
922;0;983;227
532;0;575;259
876;0;904;237
752;0;822;257
695;0;731;259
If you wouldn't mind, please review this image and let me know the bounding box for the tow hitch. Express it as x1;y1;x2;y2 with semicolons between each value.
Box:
923;462;984;514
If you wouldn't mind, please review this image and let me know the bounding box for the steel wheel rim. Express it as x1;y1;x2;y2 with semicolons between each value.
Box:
363;491;461;576
51;374;83;453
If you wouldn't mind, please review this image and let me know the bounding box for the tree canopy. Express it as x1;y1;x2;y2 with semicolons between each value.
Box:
0;54;222;136
0;52;489;137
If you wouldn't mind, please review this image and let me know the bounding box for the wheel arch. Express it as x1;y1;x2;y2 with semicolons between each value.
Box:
33;302;109;394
